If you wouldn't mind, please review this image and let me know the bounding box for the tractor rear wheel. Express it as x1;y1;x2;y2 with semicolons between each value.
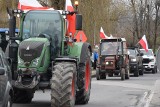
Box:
13;89;34;103
51;62;76;107
76;59;91;104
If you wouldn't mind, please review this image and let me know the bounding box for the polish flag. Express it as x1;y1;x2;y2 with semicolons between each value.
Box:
100;27;108;39
18;0;48;10
139;35;148;52
65;0;76;37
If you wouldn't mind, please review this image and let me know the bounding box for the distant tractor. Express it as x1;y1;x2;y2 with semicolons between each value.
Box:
6;3;92;107
96;38;130;80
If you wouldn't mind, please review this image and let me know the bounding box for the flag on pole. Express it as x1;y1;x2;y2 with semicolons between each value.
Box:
65;0;76;36
18;0;49;10
100;27;108;39
138;35;148;52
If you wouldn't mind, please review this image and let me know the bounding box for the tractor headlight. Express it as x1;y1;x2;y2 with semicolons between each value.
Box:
106;62;109;65
32;58;39;66
18;58;24;65
131;58;136;62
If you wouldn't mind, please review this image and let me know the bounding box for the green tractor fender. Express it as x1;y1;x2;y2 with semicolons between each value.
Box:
68;42;92;63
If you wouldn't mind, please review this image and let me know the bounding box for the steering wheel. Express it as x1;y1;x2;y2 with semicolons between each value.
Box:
38;33;51;41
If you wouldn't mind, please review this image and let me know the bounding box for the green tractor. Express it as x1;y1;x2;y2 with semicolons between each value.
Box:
6;6;92;107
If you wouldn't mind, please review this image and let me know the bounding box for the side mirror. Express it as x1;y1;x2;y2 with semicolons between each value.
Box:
76;14;82;30
0;68;5;75
154;54;156;57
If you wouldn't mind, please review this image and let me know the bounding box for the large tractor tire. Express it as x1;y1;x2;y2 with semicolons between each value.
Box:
76;46;91;104
76;60;91;104
13;89;34;103
51;62;76;107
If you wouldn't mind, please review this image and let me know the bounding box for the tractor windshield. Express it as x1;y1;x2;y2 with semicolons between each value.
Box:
101;42;121;55
128;49;136;56
22;10;62;46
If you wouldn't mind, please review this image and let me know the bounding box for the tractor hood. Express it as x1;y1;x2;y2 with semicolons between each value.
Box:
19;38;49;63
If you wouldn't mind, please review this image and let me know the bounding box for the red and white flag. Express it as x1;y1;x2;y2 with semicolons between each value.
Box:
139;35;148;52
65;0;76;36
100;27;108;39
18;0;48;10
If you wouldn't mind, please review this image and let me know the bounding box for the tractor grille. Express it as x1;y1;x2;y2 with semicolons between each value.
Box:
19;41;44;62
143;58;150;64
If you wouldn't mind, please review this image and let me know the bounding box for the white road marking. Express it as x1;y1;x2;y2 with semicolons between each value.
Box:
136;80;160;107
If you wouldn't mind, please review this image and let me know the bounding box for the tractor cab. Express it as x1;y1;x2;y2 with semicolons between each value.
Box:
21;10;63;55
96;38;130;80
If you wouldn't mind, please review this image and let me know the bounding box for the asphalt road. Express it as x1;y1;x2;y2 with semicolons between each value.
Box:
13;71;160;107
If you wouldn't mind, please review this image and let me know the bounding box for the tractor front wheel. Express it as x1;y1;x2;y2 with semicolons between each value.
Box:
121;68;125;80
51;62;76;107
125;64;130;79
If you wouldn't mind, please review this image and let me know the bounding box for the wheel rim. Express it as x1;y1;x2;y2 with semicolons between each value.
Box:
85;60;90;92
71;76;75;97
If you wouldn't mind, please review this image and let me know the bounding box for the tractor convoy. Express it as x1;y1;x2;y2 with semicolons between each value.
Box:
5;2;92;107
0;1;158;107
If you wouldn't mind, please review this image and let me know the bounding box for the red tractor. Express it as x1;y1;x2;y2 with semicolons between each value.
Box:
96;38;130;80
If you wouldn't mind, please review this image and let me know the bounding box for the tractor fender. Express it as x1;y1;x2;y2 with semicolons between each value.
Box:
68;42;92;63
80;42;92;63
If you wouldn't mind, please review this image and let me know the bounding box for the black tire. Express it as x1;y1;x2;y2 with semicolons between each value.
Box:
100;73;106;79
51;62;76;107
96;68;100;80
121;68;125;80
134;66;139;77
76;60;91;104
152;68;156;74
139;67;144;75
13;89;34;103
76;46;91;104
125;65;130;79
5;95;12;107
